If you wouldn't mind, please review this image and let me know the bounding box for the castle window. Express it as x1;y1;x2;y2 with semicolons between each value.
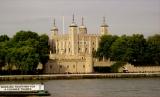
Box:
73;65;75;68
83;65;85;68
50;65;52;69
67;65;69;68
60;65;62;68
93;42;94;45
85;48;87;52
69;48;70;52
92;48;95;51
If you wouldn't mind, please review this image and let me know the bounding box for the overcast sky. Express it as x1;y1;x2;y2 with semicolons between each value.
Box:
0;0;160;37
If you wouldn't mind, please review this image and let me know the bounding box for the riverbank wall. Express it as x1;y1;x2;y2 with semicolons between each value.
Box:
119;63;160;73
0;73;160;81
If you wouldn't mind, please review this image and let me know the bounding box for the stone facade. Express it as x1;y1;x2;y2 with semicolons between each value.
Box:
44;55;93;74
44;15;109;74
119;63;160;73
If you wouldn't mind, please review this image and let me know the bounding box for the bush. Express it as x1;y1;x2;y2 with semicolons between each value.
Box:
110;61;126;73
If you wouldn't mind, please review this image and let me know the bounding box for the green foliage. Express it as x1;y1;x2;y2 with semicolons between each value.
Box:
0;37;9;69
0;35;9;42
8;46;39;74
13;30;39;42
38;34;49;65
146;34;160;65
0;45;7;68
110;61;126;73
110;34;147;64
126;34;147;65
95;35;118;60
95;34;160;66
110;35;129;61
0;31;49;74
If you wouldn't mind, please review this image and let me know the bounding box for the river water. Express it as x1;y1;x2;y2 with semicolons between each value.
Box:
1;78;160;97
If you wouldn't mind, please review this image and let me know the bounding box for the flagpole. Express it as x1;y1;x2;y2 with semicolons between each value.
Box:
62;16;65;34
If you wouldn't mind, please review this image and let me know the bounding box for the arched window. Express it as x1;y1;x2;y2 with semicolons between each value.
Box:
73;65;75;68
92;48;95;51
85;48;87;52
69;48;70;52
50;65;52;69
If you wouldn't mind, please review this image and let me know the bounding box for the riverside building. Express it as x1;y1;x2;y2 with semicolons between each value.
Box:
44;15;109;74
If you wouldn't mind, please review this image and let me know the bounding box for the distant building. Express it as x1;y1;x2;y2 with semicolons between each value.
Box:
44;15;109;74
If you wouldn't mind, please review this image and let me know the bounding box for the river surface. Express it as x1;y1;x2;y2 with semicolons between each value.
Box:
1;78;160;97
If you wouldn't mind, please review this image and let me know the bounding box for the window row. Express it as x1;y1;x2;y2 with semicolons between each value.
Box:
50;65;85;69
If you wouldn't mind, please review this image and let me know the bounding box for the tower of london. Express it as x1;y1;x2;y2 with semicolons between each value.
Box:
44;15;109;74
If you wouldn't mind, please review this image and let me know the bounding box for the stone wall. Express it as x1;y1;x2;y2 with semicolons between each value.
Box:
119;63;160;73
44;55;93;74
93;59;115;67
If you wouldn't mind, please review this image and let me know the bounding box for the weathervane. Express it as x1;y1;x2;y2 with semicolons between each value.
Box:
103;16;106;25
72;13;75;23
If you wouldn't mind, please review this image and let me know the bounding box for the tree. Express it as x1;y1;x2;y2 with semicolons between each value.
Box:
94;33;160;67
0;35;9;42
17;46;39;74
96;35;118;60
126;34;147;65
110;34;147;64
38;34;49;65
110;35;129;61
0;44;7;70
12;30;39;42
7;46;39;74
0;31;49;75
146;34;160;65
0;35;10;70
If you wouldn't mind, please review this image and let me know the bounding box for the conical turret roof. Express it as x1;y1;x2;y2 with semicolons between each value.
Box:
70;14;77;27
101;16;109;27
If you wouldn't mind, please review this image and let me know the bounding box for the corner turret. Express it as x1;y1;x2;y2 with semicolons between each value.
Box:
79;17;87;34
69;14;78;35
51;19;58;38
100;16;109;35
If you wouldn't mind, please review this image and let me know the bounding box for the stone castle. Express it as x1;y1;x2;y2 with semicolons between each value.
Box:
44;15;109;74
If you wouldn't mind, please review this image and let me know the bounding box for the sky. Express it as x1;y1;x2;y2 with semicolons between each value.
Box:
0;0;160;37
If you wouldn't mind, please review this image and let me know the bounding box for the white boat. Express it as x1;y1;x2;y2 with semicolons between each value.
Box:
0;83;50;96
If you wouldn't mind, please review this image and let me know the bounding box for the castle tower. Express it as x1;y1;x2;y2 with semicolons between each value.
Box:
50;19;58;54
69;14;78;55
79;17;87;34
100;16;109;35
85;55;93;73
69;14;78;35
51;19;58;38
